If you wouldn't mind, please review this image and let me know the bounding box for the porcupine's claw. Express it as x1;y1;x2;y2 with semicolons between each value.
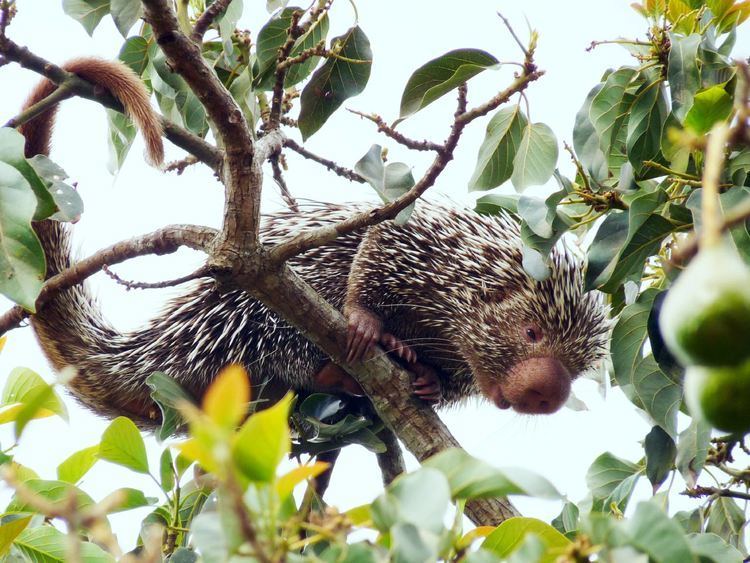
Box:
408;362;442;404
381;332;417;364
346;305;383;362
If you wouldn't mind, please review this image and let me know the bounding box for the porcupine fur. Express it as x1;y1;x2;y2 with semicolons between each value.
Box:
20;58;610;428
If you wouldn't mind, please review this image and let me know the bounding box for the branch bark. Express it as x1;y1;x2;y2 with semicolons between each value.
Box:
0;225;216;336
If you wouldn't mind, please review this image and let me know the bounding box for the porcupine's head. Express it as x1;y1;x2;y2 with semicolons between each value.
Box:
441;209;609;415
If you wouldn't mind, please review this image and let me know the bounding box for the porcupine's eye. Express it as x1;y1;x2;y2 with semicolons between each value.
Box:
523;326;542;343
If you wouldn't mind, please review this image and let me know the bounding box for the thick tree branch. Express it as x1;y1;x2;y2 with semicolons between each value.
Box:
232;261;519;525
0;225;216;336
0;38;223;171
142;0;258;250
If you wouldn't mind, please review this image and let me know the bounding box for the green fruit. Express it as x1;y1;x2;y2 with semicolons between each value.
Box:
659;241;750;367
684;363;750;433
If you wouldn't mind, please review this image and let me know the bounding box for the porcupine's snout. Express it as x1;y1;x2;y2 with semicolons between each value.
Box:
495;357;571;415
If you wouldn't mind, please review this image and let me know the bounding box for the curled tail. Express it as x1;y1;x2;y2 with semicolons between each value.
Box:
19;58;165;423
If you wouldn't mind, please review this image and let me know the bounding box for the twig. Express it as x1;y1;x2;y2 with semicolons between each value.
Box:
270;153;299;212
283;138;365;182
497;11;529;58
0;0;15;38
225;474;272;563
102;264;210;290
701;124;730;247
165;155;199;175
277;40;327;71
191;0;233;42
347;109;443;152
457;67;543;125
0;225;216;336
683;485;750;502
269;9;304;129
643;159;701;181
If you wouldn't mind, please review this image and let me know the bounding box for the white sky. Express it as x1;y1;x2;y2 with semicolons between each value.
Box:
2;0;746;552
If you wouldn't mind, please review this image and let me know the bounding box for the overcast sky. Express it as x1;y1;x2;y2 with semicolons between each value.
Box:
2;0;746;550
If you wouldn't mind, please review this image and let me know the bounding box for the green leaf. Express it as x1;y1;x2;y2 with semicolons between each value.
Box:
625;501;694;563
599;189;675;294
391;522;439;563
6;479;95;514
482;518;571;562
468;105;528;191
298;26;372;140
99;416;150;474
644;425;676;492
551;502;579;540
1;367;68;438
511;123;559;191
255;7;300;85
57;445;99;484
102;487;155;513
675;417;711;487
574;84;608;181
14;525;113;562
146;371;195;440
232;394;292;482
590;67;639;160
667;33;702;121
626;81;669;177
424;448;561;500
62;0;110;36
687;532;744;563
474;193;521;215
584;211;629;291
610;288;681;436
106;109;137;174
26;156;83;223
399;49;498;119
707;497;746;552
159;448;175;493
353;145;415;224
0;161;46;310
217;0;243;56
0;128;57;220
110;0;141;37
119;35;150;76
191;512;228;563
586;452;642;511
372;468;450;535
684;84;733;135
0;516;31;556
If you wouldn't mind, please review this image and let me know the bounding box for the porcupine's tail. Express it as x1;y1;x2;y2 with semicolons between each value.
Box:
19;58;165;422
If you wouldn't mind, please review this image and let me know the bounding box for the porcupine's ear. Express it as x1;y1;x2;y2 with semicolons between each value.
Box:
20;57;164;166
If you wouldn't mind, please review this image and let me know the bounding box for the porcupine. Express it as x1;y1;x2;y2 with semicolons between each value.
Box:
19;58;610;429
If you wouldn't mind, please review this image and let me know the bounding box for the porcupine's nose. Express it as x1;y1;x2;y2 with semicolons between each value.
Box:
512;357;571;415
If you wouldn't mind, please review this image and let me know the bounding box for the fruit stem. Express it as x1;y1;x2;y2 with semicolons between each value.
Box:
701;123;730;249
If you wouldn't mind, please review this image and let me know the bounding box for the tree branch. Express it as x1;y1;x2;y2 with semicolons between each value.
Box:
283;138;365;182
0;38;223;171
141;0;258;251
191;0;233;43
0;225;216;336
347;109;443;152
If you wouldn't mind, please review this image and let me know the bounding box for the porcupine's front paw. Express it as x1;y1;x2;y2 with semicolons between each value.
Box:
346;305;416;363
407;362;442;404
